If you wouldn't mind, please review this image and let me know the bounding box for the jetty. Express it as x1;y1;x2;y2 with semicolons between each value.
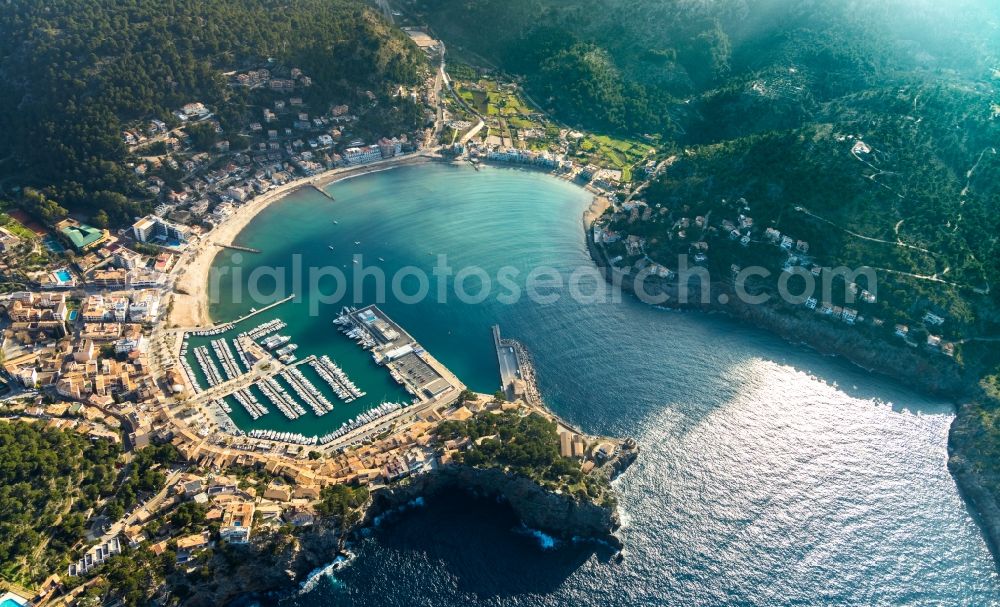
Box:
493;325;520;400
218;243;261;254
180;295;294;341
308;183;335;201
229;295;294;327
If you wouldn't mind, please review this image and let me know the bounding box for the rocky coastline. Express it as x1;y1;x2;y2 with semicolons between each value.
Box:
214;456;636;606
948;403;1000;569
584;212;1000;570
365;460;636;549
584;229;965;396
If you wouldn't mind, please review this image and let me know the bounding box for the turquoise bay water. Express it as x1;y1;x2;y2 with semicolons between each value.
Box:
210;163;999;605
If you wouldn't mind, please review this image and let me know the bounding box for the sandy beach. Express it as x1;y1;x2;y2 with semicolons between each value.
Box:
582;194;611;228
167;152;437;329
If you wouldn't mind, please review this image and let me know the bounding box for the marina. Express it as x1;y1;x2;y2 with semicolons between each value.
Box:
243;318;287;340
179;302;464;448
256;376;307;420
211;338;243;380
192;346;224;388
240;401;405;446
232;388;268;420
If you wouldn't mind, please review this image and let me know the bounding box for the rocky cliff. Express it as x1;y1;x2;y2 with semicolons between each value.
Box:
586;219;1000;570
948;403;1000;568
365;464;627;548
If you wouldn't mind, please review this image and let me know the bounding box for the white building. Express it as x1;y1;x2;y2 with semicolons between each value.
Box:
128;290;161;324
132;215;190;245
115;331;145;354
343;145;382;164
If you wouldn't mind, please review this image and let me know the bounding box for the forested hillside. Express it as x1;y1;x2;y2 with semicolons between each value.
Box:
0;422;120;584
0;0;426;222
414;0;1000;543
412;0;998;138
415;0;1000;351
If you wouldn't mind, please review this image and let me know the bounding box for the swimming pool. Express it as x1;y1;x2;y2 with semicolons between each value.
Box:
55;269;72;282
43;236;65;253
0;593;28;607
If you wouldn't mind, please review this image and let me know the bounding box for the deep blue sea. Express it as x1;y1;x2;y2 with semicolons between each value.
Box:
210;162;1000;606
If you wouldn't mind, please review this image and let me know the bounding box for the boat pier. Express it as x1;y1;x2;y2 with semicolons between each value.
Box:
308;183;336;201
218;243;262;254
493;325;521;400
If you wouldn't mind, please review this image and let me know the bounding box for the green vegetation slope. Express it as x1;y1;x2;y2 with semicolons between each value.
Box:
0;0;426;223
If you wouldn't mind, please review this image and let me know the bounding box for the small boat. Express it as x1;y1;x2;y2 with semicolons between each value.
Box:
378;257;385;262
354;241;361;245
328;245;335;251
333;220;339;224
353;259;360;264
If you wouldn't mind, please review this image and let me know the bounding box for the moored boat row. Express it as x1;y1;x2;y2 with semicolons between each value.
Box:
189;323;234;337
256;377;307;420
248;429;316;445
233;388;268;419
211;338;243;380
180;356;201;393
317;401;403;444
243;318;287;340
280;367;333;416
193;345;224;387
310;355;366;402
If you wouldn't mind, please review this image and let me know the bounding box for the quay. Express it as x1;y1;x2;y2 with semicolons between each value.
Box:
493;324;521;400
336;305;465;403
493;324;539;403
